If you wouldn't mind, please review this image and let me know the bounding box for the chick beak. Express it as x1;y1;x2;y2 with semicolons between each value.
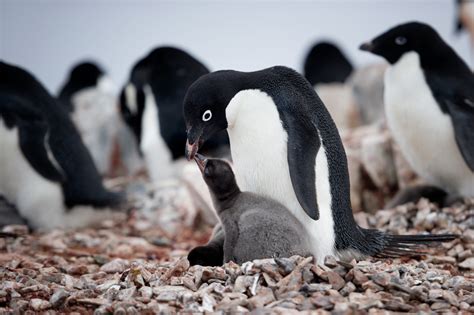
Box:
185;139;199;161
194;153;207;173
359;41;374;52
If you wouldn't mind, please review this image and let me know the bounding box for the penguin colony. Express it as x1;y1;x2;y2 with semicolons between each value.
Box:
1;21;470;266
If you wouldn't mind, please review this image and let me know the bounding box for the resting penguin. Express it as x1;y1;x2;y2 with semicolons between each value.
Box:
58;61;119;175
0;61;125;229
119;47;229;182
190;154;311;265
183;66;456;265
360;22;474;206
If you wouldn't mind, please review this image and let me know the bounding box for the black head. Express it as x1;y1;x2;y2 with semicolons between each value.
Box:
303;41;353;85
58;61;104;111
360;22;443;64
183;70;243;160
118;84;146;152
194;154;240;201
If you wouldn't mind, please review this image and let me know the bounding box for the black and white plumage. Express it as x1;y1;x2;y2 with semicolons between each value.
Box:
360;22;474;199
183;66;456;264
303;41;354;86
58;61;119;175
119;47;228;181
190;155;311;265
0;61;124;229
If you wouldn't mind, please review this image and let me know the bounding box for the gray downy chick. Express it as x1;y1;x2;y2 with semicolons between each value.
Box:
194;154;312;264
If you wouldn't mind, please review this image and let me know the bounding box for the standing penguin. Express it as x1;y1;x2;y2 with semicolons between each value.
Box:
119;47;228;182
360;22;474;205
58;61;119;175
183;66;456;265
303;42;359;131
0;61;125;229
191;154;311;265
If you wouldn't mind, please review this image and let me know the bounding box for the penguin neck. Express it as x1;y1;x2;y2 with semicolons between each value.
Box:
210;186;241;213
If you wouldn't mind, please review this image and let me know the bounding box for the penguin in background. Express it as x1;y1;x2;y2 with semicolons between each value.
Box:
455;0;474;47
303;41;354;86
119;46;229;182
58;61;121;175
360;22;474;206
303;42;359;131
0;61;125;230
183;66;456;265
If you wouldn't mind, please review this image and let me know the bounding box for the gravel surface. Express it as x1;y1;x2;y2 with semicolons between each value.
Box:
0;182;472;314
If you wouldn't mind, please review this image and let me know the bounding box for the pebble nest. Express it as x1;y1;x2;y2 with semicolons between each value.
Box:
0;192;473;314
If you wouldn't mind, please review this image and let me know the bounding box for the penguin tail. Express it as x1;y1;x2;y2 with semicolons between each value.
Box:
357;228;458;258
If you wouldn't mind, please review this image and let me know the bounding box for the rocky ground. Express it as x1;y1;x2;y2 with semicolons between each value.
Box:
0;175;473;314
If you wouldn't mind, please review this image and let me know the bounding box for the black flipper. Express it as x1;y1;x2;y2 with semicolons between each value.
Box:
18;120;65;183
446;98;474;172
286;122;321;220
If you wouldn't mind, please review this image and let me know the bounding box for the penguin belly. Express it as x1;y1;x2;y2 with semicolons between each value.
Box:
139;86;174;183
0;120;122;229
384;52;474;196
225;89;337;262
71;87;118;175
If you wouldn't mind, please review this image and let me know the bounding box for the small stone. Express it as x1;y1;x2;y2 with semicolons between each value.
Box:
100;258;129;273
431;302;451;311
340;281;356;296
327;271;345;290
442;290;459;306
275;257;295;276
324;256;338;268
30;298;50;311
371;272;390;287
352;269;369;285
49;288;69;307
139;286;153;301
459;257;474;270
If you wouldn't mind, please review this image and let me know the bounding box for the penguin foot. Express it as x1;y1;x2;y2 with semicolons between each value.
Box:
187;244;224;266
385;185;448;208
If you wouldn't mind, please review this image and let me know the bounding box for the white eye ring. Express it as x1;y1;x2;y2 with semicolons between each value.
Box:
202;110;212;122
395;36;407;45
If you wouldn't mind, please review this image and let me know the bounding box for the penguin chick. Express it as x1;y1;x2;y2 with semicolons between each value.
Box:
194;154;312;264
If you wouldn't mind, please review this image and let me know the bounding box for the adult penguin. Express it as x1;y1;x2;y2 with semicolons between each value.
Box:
58;61;119;175
119;47;229;182
360;22;474;206
0;61;125;229
183;65;456;265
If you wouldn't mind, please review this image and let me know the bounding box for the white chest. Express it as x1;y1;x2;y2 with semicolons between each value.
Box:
225;89;336;261
384;52;473;195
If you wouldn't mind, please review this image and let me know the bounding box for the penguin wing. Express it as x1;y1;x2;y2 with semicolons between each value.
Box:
18;120;66;182
284;114;321;221
446;96;474;172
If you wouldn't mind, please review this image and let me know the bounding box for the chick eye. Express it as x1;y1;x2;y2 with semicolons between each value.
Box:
395;36;407;45
202;110;212;122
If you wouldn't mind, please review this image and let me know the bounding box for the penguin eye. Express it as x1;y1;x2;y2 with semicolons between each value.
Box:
202;110;212;122
395;36;407;45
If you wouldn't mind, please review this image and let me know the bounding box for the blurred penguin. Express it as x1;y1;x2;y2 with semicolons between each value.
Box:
119;46;229;182
455;0;474;49
58;61;120;175
0;61;125;229
303;41;360;131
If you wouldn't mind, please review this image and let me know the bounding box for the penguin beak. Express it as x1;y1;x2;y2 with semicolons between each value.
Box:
359;41;374;52
194;153;207;173
185;128;202;160
185;139;198;161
